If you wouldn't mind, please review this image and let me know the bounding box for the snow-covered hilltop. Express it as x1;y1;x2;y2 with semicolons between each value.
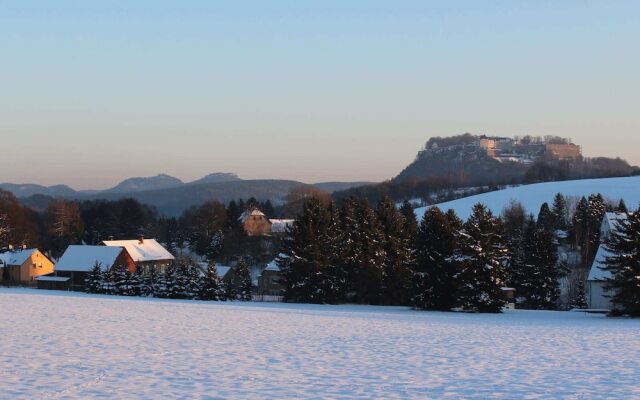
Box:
416;176;640;220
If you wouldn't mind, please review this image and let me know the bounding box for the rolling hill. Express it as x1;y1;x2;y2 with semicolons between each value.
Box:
415;176;640;220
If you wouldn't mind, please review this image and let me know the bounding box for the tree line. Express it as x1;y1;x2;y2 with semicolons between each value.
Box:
277;193;631;313
84;257;253;301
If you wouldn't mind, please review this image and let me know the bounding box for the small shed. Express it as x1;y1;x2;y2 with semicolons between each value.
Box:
36;275;71;291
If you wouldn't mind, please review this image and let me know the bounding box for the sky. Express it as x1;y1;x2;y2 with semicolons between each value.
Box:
1;1;639;190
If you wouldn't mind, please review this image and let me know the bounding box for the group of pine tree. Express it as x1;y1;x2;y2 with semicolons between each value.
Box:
85;257;253;301
277;193;636;313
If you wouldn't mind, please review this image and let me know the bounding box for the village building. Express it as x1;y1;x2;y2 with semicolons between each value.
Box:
101;237;174;273
0;248;54;283
240;208;295;236
545;143;581;160
45;245;135;291
586;212;628;310
258;258;284;296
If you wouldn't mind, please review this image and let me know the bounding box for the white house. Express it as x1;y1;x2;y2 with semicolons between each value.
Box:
586;212;629;310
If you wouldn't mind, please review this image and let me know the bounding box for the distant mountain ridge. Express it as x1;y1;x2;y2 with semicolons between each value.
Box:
0;173;373;216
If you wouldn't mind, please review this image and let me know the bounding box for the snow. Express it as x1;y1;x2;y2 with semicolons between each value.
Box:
0;248;37;267
269;219;295;233
265;259;280;271
55;245;124;272
416;176;640;220
1;288;639;399
102;238;175;263
35;276;70;282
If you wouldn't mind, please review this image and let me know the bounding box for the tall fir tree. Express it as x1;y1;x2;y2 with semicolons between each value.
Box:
457;203;507;313
411;207;461;311
522;219;562;309
570;279;588;309
200;264;223;300
616;199;628;214
376;197;412;306
110;264;132;296
399;200;418;240
603;207;640;316
536;203;555;234
129;264;144;297
585;193;606;266
85;262;104;294
278;198;343;303
551;193;568;231
235;257;253;301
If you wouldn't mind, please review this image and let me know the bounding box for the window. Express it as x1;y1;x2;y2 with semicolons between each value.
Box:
32;264;36;269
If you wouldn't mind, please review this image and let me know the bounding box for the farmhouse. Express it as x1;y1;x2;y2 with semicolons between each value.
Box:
47;245;135;291
240;208;295;236
101;237;174;273
0;248;54;283
586;212;628;310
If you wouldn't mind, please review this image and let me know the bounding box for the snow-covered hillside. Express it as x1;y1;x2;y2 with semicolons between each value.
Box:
2;289;639;399
416;176;640;220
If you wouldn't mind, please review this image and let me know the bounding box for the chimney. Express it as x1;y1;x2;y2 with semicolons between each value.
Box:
138;235;144;244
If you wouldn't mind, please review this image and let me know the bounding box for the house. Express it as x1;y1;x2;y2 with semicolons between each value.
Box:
48;245;135;291
101;237;174;273
240;209;272;236
258;259;284;296
586;212;629;310
240;208;295;236
0;248;54;283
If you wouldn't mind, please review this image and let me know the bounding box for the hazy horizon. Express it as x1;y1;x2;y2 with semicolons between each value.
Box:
2;1;639;190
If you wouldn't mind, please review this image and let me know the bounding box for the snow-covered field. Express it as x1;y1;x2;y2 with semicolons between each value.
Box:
1;289;639;399
416;176;640;220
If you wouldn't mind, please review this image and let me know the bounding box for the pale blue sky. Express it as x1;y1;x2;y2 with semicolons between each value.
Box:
1;1;639;189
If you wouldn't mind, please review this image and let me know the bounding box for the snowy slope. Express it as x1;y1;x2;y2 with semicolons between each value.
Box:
1;288;639;399
416;176;640;220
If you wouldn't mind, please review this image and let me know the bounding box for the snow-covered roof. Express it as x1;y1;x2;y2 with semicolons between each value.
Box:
216;266;231;278
0;248;39;267
36;275;70;282
239;209;267;223
600;212;628;238
264;259;280;272
101;238;174;263
587;244;613;281
55;245;125;272
269;219;295;233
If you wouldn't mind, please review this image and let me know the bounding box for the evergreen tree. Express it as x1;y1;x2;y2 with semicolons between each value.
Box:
616;199;628;214
375;197;412;305
536;203;555;234
399;200;418;239
457;203;507;313
200;264;223;300
278;198;343;304
141;267;157;297
223;276;237;300
110;264;132;296
129;264;144;296
603;207;640;316
522;221;562;309
411;207;461;311
184;264;203;299
551;193;568;231
339;197;386;304
585;194;606;265
85;262;104;294
505;215;535;303
235;257;253;301
570;279;588;309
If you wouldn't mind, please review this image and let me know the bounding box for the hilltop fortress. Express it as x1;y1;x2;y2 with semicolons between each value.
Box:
425;134;581;164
